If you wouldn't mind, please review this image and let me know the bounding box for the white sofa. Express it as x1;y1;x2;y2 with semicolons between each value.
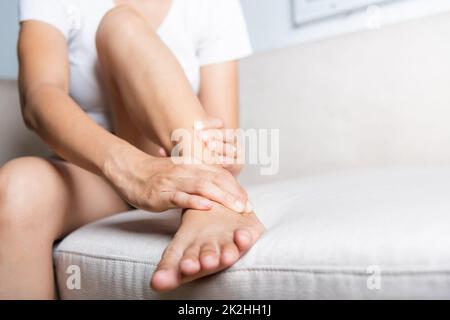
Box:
2;11;450;299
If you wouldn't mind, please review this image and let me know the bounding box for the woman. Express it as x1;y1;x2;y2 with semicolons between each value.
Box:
0;0;264;299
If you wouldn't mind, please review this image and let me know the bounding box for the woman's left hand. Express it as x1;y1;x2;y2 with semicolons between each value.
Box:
158;117;244;176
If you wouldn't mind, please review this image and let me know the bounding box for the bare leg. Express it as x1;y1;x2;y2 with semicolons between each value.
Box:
96;6;264;292
96;4;217;153
0;157;129;299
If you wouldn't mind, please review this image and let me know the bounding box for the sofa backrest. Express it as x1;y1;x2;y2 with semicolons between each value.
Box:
239;11;450;184
2;11;450;185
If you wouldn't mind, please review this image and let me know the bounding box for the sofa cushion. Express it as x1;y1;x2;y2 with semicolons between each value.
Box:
54;167;450;299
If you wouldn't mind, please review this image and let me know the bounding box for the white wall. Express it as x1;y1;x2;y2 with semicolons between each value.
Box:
0;0;19;79
241;0;450;53
1;0;450;79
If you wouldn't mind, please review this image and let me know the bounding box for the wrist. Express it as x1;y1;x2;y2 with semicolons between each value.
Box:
102;140;153;185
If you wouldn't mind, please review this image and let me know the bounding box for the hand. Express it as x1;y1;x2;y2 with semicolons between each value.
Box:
104;147;251;213
157;117;244;176
197;126;244;176
196;118;244;176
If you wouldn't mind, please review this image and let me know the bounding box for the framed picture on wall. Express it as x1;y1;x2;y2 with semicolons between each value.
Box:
291;0;407;26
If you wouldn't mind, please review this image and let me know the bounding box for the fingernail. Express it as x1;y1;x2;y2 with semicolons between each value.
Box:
213;119;223;127
245;201;253;213
200;199;212;208
234;201;245;213
194;121;204;131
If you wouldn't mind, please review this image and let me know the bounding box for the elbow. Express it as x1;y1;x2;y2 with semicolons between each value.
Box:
19;83;62;132
18;82;38;131
20;93;39;132
19;86;45;132
22;104;37;131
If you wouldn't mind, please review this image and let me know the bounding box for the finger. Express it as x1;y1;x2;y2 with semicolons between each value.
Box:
204;169;249;205
194;118;224;131
203;117;224;129
165;191;213;210
158;147;168;157
199;129;239;144
217;155;239;166
178;177;246;213
206;140;238;158
197;128;223;142
223;164;244;177
209;170;249;206
194;163;223;173
178;164;249;208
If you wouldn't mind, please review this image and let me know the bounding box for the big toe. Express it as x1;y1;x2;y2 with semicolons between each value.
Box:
151;268;180;292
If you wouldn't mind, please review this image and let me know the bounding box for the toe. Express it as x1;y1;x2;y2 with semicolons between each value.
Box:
234;228;253;252
179;245;201;276
220;243;240;267
199;242;220;271
150;247;182;292
151;268;179;292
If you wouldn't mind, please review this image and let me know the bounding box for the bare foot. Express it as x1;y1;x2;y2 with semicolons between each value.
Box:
150;204;265;292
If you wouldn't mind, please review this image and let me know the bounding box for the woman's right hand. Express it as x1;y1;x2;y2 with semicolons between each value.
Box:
103;147;251;213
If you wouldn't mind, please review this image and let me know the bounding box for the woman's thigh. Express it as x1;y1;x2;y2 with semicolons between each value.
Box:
0;156;130;240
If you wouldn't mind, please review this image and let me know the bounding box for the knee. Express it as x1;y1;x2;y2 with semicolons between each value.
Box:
96;5;148;52
0;157;59;232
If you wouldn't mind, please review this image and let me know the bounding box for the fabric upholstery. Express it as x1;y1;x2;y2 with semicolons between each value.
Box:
55;167;450;299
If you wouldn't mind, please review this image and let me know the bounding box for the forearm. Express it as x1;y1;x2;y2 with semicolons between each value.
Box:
22;85;146;177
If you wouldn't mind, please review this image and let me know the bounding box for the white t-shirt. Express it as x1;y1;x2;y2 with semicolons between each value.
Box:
19;0;252;130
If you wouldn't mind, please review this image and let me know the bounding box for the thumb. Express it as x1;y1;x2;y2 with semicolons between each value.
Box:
194;117;224;131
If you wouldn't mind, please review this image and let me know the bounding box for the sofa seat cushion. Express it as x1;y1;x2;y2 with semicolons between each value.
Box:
54;167;450;299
